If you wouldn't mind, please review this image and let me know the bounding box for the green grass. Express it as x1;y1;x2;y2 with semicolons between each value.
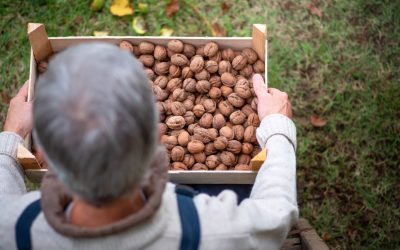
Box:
0;0;399;248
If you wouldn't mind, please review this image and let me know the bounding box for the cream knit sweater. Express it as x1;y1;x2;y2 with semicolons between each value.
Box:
0;114;298;250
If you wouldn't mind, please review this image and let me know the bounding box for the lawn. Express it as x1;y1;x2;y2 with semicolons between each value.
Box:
0;0;399;248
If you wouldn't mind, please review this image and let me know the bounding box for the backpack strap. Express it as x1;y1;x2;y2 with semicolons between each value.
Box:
175;185;201;250
15;199;41;250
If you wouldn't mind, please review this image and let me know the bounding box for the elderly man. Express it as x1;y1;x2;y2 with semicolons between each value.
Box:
0;43;297;250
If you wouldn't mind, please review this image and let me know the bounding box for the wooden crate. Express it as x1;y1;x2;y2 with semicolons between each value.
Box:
21;23;268;184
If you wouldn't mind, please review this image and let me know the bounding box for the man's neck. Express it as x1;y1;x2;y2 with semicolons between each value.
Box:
69;189;144;228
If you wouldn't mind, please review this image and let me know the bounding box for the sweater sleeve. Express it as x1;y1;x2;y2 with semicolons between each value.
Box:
0;132;27;196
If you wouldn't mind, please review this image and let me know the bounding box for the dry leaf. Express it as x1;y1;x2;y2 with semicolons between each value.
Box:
160;26;174;36
220;2;230;13
307;2;322;17
310;115;327;127
166;0;179;18
132;16;147;34
321;232;331;241
93;31;109;36
90;0;105;11
110;0;133;16
211;22;226;37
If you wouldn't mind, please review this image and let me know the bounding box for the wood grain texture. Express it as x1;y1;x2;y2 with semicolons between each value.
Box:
27;23;53;62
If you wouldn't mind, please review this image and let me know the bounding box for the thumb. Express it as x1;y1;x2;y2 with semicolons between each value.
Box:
252;74;268;98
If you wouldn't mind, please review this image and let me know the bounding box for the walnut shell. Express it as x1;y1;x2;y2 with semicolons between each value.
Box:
206;155;220;169
220;151;236;166
220;86;233;97
242;143;253;155
193;127;212;143
221;48;235;62
246;113;260;127
204;42;219;57
119;41;134;52
227;140;242;154
159;123;168;135
221;72;236;87
184;111;195;125
154;62;170;75
209;75;222;87
239;64;253;78
183;44;196;58
203;99;216;113
170;102;186;116
205;142;217;156
218;101;234;117
227;93;245;108
193;152;206;163
241;104;255;117
243;125;257;143
196;46;205;56
205;60;218;73
209;87;222;99
187;140;205;154
253;60;265;73
182;78;196;93
189;56;204;73
169;64;181;78
166;78;182;92
182;154;195;168
182;67;194;79
171;54;189;66
215;163;228;170
209;51;222;63
218;60;232;75
251;97;258;111
171;162;187;170
194;69;210;81
192;163;208;170
139;55;155;67
166;116;185;130
183;99;194;111
154;45;167;61
167;39;184;53
214;136;228;150
164;135;177;150
171;88;187;102
139;41;155;54
233;125;245;141
229;110;246;125
199;113;213;128
171;146;185;162
144;68;155;80
208;128;218;140
234;164;251;171
238;154;251;165
232;55;247;70
176;131;190;146
212;114;226;130
152;85;169;101
219;126;234;140
187;123;200;134
193;104;206;117
234;78;252;99
195;80;211;93
242;48;258;64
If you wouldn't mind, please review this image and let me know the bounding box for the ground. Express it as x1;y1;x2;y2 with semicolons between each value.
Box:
0;0;399;249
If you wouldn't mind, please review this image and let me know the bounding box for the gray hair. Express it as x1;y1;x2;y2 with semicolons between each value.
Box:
33;43;158;206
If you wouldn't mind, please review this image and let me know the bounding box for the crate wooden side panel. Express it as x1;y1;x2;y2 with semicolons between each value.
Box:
26;36;262;184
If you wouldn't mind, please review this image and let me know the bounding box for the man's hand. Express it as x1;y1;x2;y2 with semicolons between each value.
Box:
3;81;33;138
252;74;293;120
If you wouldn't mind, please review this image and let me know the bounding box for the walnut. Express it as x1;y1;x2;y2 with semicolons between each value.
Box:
229;110;246;125
153;85;169;101
164;135;177;150
218;60;232;75
183;44;196;58
182;67;194;79
251;97;258;111
166;78;182;92
253;60;265;73
218;101;234;117
251;146;262;158
227;140;242;154
215;163;228;170
171;162;187;170
187;93;196;102
193;152;206;163
171;146;185;162
195;95;208;105
171;88;187;102
144;68;155;80
241;104;255;117
184;111;195;125
154;45;167;61
220;86;233;97
195;80;211;93
220;151;236;166
193;104;205;117
187;140;205;154
196;46;205;57
195;69;210;81
139;41;155;54
234;164;251;171
242;143;254;155
242;48;258;64
171;54;189;66
205;60;218;73
221;48;235;62
239;64;253;78
154;76;168;89
119;41;134;52
232;55;247;70
170;129;186;137
159;123;168;135
139;55;154;67
170;102;186;116
246;113;260;127
209;51;222;63
214;136;228;150
156;102;166;115
221;72;236;87
233;125;245;141
205;142;217;156
193;127;213;143
209;87;222;99
192;163;208;170
169;64;181;78
182;78;196;93
183;99;194;111
202;99;216;113
234;78;252;99
154;62;170;75
167;39;184;53
166;116;185;130
187;123;200;134
227;93;245;108
219;126;234;140
209;75;221;87
238;154;251;165
199;113;213;128
204;42;219;57
212;114;226;130
208;128;218;140
182;154;195;168
189;55;204;73
175;131;189;147
243;125;257;143
206;155;220;169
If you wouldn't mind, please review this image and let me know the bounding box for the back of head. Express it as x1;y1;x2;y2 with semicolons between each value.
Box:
33;43;158;206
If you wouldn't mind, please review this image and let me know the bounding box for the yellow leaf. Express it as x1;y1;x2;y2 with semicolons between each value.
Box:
110;0;133;16
160;27;174;37
132;16;147;34
93;31;109;36
90;0;105;11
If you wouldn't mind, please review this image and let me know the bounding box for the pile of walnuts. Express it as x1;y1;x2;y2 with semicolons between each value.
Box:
119;40;265;171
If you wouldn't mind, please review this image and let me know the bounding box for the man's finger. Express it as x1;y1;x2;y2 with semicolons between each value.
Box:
252;74;268;98
267;88;283;96
15;80;30;101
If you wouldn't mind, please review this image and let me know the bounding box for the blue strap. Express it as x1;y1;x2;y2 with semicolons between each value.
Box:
176;186;201;250
15;199;41;250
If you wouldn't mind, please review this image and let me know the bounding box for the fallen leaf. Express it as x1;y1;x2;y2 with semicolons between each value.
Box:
321;232;331;241
137;2;149;13
132;16;147;34
220;2;231;13
307;2;322;17
160;26;174;36
166;0;179;18
211;22;226;37
310;115;327;127
90;0;105;11
93;31;109;36
110;0;133;16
